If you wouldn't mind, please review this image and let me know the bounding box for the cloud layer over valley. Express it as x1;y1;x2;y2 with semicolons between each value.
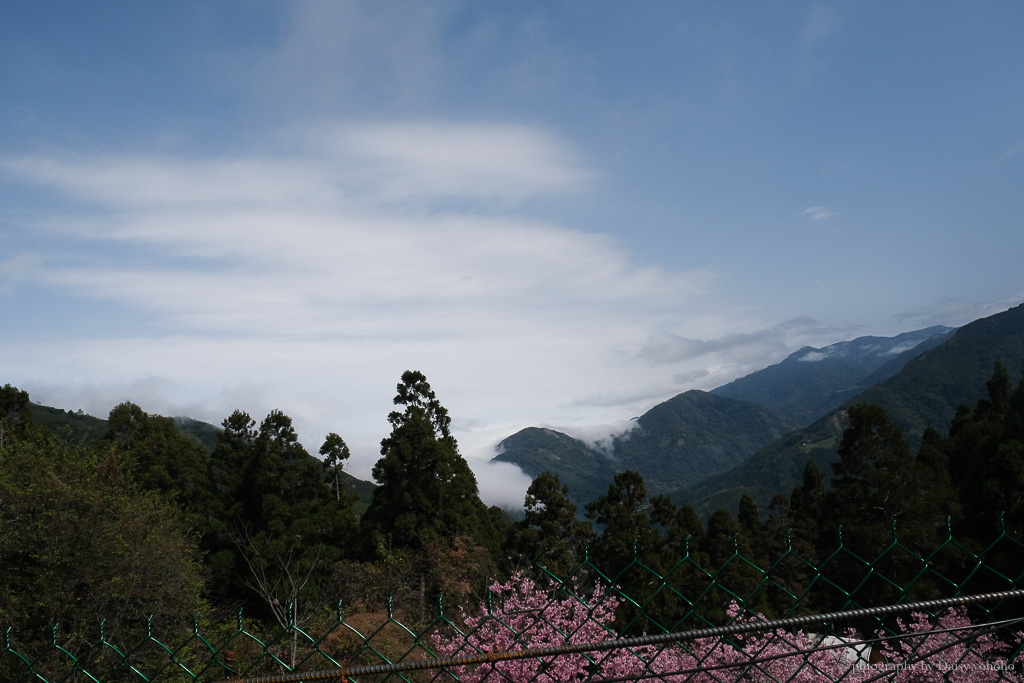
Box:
2;3;1022;508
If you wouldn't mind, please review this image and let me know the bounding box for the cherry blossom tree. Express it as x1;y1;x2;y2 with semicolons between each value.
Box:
431;572;1024;683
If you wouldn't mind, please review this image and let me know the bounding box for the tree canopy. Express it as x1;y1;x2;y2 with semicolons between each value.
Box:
2;360;1024;654
361;370;499;555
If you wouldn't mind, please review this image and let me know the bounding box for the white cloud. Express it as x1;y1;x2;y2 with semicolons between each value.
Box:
474;460;534;510
322;122;593;201
893;296;1024;328
554;419;641;457
4;156;339;209
5;122;588;211
0;253;41;294
882;342;917;356
0;122;731;506
1001;137;1024;159
802;205;836;221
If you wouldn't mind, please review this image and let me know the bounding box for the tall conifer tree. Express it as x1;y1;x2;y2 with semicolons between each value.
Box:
362;371;498;555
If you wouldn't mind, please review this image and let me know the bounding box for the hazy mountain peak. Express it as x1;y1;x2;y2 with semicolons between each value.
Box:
712;326;956;425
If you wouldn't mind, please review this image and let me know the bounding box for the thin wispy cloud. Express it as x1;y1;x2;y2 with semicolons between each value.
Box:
1002;137;1024;159
327;122;593;201
797;3;842;81
0;254;40;295
4;156;336;209
802;206;836;222
6;122;587;210
3;2;1022;509
567;420;641;458
637;318;841;366
801;4;841;45
894;296;1024;328
1;121;729;502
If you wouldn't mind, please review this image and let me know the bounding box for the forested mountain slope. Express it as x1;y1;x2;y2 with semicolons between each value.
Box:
492;325;956;514
711;326;954;425
682;303;1024;516
494;391;797;510
494;427;617;510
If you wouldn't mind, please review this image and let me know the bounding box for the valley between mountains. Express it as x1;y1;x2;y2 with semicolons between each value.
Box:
494;304;1024;517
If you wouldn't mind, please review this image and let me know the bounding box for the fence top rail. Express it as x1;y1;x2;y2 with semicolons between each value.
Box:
236;589;1024;683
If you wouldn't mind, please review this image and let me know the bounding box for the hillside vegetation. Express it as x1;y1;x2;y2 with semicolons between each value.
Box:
495;391;797;510
711;326;954;425
493;320;970;517
3;306;1024;675
685;303;1024;516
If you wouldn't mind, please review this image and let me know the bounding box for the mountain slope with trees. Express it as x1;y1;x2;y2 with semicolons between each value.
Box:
683;303;1024;517
493;427;617;510
491;325;955;514
3;348;1024;673
613;390;798;489
494;391;797;510
711;326;954;425
1;371;506;668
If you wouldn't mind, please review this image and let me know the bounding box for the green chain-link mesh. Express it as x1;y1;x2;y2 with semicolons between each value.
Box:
3;521;1022;682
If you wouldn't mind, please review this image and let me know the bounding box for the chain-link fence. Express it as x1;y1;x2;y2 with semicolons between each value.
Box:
3;519;1023;682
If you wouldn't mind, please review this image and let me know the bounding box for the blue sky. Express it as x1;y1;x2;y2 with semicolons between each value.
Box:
2;2;1022;506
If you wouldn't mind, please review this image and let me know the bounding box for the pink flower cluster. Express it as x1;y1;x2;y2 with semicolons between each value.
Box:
877;608;1022;682
430;571;1024;682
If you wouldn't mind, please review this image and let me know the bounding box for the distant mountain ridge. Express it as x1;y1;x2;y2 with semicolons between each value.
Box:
494;427;617;508
683;303;1024;517
22;306;1024;523
491;322;969;515
612;390;798;489
26;403;378;515
494;390;798;509
711;326;955;425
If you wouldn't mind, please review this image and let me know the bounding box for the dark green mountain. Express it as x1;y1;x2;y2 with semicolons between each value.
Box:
679;412;848;518
26;402;379;514
28;405;224;454
851;306;1024;439
494;427;618;508
339;470;376;517
28;404;107;446
711;326;954;425
613;390;799;489
172;416;222;452
493;391;798;510
683;303;1024;517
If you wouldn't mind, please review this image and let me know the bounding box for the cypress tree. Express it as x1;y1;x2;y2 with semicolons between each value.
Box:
361;371;499;555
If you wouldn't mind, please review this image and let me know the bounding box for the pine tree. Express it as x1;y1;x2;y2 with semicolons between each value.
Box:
948;362;1024;538
831;403;918;546
829;403;950;606
585;470;663;574
99;402;216;533
361;371;498;555
584;470;673;633
207;408;354;631
320;432;351;503
515;471;593;578
0;384;32;446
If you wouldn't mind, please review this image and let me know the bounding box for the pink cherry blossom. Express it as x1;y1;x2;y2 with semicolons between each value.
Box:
430;572;1024;682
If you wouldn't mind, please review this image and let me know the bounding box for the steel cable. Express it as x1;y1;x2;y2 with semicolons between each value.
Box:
238;588;1024;683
